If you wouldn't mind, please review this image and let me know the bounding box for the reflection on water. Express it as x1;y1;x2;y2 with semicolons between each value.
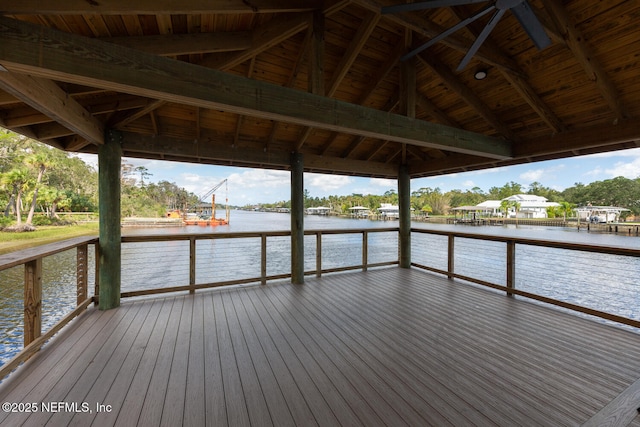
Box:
2;211;639;364
0;250;96;365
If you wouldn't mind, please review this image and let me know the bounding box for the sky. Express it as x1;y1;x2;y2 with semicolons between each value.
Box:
77;147;640;206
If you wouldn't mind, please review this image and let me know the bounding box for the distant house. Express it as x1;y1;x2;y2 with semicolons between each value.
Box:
474;195;559;219
503;194;559;218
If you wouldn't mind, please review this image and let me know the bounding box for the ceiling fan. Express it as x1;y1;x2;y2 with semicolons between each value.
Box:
381;0;551;71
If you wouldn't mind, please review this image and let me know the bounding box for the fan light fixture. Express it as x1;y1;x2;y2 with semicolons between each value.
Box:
474;69;488;80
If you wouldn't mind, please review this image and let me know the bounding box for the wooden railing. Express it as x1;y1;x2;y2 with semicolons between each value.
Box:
410;227;640;329
2;226;640;379
0;236;98;379
119;228;399;298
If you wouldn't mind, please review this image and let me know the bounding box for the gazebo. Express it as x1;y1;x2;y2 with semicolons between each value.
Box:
1;3;640;424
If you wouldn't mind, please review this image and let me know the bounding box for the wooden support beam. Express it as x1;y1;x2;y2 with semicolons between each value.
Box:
0;16;512;160
201;13;311;71
398;164;411;268
308;10;325;97
0;72;105;145
328;12;379;97
290;152;304;284
0;0;323;14
98;130;122;310
113;100;166;130
116;131;399;177
103;32;251;56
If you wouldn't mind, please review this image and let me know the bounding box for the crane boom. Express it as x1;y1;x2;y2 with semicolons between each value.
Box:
199;179;227;202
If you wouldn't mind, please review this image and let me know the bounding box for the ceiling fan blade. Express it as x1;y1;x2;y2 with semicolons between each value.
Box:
510;1;551;49
381;0;487;15
401;3;495;61
456;8;506;71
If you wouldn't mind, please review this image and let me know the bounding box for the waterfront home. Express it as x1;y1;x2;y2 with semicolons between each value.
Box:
477;195;559;219
1;2;640;425
503;194;560;219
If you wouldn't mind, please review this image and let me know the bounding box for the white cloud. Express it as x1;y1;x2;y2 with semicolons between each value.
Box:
586;147;640;159
605;157;640;179
369;178;397;188
307;173;353;192
519;169;544;182
228;169;290;189
462;180;475;188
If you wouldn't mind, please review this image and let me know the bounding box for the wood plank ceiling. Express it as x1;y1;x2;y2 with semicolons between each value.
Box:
0;0;638;179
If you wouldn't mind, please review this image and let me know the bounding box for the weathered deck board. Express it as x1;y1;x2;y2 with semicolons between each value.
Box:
1;267;640;426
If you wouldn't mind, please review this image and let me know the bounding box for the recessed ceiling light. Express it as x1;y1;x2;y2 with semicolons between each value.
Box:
474;69;488;80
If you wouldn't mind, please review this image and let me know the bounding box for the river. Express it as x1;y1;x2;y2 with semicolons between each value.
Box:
1;210;639;365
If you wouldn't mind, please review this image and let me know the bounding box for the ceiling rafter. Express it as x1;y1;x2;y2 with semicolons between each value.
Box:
416;53;518;141
0;0;324;15
200;13;311;71
0;72;104;145
318;38;405;156
102;32;252;56
0;16;512;160
113;99;167;130
265;25;312;152
541;0;630;121
296;10;381;151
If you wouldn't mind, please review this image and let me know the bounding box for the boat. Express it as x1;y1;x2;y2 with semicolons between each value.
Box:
183;179;230;226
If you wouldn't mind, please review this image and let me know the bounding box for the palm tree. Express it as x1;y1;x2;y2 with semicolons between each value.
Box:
2;168;30;226
25;152;51;225
557;201;574;222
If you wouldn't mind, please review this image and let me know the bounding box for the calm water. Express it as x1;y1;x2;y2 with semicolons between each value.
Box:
2;210;639;364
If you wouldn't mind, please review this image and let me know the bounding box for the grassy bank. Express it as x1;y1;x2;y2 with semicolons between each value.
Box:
0;222;99;255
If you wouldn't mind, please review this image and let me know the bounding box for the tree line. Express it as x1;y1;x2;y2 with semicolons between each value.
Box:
0;131;199;230
3;131;639;230
257;178;640;219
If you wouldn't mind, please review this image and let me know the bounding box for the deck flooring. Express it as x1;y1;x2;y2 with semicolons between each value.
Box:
1;267;640;426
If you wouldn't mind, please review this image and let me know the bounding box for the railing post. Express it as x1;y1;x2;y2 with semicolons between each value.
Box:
24;259;42;347
261;234;267;285
362;231;368;271
94;244;100;306
189;237;196;294
506;240;515;297
447;234;455;279
316;231;322;278
77;244;88;305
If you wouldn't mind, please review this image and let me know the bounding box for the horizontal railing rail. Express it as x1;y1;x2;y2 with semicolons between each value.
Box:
410;227;640;329
0;236;98;379
120;227;399;298
3;226;639;380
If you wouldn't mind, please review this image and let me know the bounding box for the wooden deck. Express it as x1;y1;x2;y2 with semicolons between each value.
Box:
2;267;640;426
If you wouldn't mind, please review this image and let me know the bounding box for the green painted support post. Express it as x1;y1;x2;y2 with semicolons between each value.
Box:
291;152;304;284
98;130;122;310
399;164;411;268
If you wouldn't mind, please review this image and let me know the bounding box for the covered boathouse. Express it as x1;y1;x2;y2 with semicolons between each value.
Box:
1;1;640;425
